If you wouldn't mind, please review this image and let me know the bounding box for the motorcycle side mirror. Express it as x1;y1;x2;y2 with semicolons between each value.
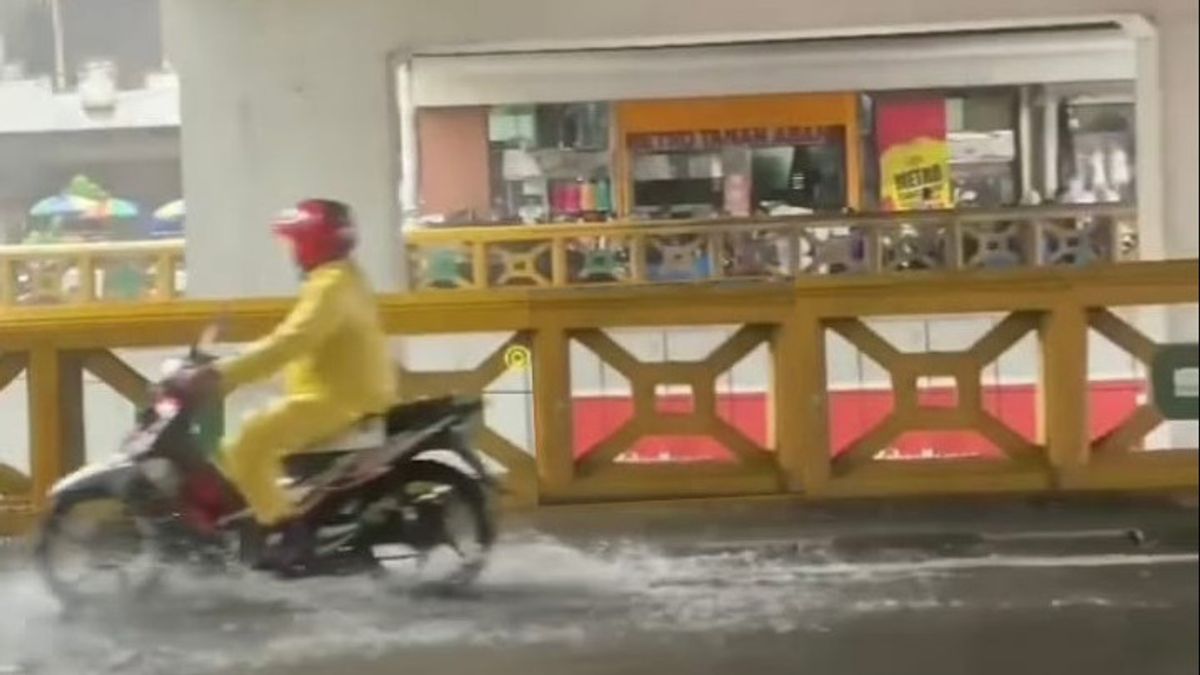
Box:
189;314;228;362
196;322;220;351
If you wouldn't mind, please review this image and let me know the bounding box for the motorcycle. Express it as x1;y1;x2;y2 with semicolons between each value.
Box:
34;324;497;606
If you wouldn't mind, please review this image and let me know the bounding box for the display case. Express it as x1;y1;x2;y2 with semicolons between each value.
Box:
487;103;615;224
950;129;1018;207
414;102;616;226
1060;100;1135;204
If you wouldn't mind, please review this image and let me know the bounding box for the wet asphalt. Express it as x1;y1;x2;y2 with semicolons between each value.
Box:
1;496;1196;675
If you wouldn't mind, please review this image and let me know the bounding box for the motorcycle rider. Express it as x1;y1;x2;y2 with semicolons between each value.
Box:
179;199;397;572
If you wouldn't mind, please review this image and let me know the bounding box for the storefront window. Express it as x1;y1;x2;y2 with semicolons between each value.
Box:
414;102;613;226
490;103;614;223
407;85;1137;226
411;93;860;226
948;92;1019;208
1058;100;1135;204
618;93;859;221
865;89;1019;211
628;129;847;220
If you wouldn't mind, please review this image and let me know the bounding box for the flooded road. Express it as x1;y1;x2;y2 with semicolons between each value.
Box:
2;500;1196;675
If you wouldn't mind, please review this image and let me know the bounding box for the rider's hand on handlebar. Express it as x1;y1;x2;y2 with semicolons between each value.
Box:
169;364;222;402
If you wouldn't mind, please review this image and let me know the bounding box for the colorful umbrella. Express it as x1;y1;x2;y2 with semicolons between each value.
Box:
29;194;97;218
82;198;140;220
154;199;185;222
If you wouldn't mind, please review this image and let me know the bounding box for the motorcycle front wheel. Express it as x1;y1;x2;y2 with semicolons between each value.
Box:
34;489;162;608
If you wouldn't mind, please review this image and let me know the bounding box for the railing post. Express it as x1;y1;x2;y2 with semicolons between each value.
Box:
706;232;724;280
0;258;15;305
1037;304;1090;484
77;254;96;303
785;227;802;277
550;238;568;287
532;324;573;495
948;218;965;270
772;309;830;493
629;235;647;283
1029;220;1047;266
27;347;85;506
864;228;884;273
471;241;489;289
155;253;176;300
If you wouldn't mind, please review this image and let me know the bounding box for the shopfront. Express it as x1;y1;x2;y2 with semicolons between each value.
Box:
411;92;858;226
616;93;858;219
402;25;1139;228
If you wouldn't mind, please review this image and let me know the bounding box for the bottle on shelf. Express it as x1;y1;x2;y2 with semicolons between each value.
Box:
595;178;612;214
579;178;596;213
565;180;582;215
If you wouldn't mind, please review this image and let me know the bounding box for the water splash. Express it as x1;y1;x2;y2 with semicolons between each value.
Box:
0;535;1191;675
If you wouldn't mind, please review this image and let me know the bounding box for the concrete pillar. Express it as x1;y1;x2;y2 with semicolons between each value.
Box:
1040;93;1059;199
1157;19;1199;260
163;1;401;299
1153;20;1199;448
1017;85;1034;200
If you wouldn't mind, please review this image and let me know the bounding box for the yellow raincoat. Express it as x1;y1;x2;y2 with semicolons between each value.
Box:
217;260;397;525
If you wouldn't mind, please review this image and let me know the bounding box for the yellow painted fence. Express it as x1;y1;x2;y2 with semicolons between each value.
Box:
1;259;1195;534
0;204;1134;306
404;204;1137;289
0;240;183;306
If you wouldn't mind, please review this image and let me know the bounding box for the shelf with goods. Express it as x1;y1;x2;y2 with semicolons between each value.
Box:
412;102;619;230
488;103;618;226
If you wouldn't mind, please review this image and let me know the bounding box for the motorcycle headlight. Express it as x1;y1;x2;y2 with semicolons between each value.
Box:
154;397;181;418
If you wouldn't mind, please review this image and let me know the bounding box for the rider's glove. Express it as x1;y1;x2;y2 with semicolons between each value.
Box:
169;364;222;402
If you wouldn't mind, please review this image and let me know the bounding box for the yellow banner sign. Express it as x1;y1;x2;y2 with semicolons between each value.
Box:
880;137;952;211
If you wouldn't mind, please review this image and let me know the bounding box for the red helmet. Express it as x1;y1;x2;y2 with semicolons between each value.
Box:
271;199;356;271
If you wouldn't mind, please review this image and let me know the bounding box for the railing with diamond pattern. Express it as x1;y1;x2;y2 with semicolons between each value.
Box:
405;204;1138;290
2;258;1193;533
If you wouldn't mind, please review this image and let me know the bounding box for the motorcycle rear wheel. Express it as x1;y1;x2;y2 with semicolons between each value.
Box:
374;459;495;587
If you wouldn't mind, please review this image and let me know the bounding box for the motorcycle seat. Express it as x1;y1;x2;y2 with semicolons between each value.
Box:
303;415;386;453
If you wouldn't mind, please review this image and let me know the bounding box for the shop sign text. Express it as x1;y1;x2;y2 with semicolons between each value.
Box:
627;126;839;151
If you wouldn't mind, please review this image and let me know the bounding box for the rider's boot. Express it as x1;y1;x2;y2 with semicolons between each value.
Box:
260;519;316;576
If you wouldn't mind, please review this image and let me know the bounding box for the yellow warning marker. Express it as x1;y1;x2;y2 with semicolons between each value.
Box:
504;344;531;371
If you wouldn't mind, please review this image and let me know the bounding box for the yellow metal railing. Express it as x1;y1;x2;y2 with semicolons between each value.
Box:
405;204;1138;289
0;240;184;306
1;259;1194;532
0;205;1138;307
